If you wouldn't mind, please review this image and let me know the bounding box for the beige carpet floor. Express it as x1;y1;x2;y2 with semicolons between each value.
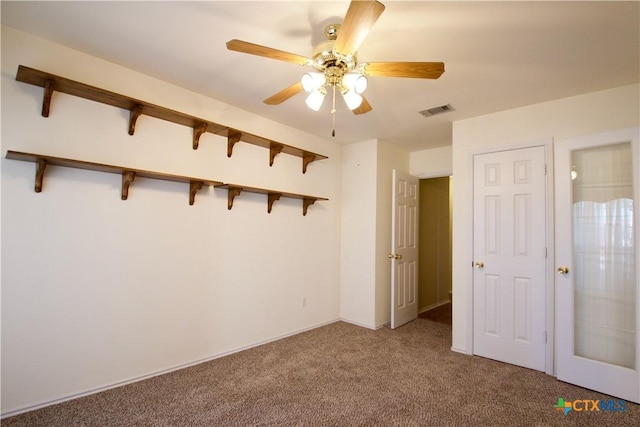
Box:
3;319;639;426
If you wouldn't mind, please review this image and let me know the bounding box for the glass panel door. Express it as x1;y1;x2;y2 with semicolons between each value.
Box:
555;127;639;403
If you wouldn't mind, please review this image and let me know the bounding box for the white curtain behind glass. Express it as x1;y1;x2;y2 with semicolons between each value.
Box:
573;199;635;368
572;142;635;369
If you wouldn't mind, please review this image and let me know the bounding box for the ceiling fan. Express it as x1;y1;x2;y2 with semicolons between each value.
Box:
226;0;444;134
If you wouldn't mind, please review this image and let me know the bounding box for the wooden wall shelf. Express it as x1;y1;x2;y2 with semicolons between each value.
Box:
6;150;221;205
6;151;328;215
16;65;328;173
215;184;328;216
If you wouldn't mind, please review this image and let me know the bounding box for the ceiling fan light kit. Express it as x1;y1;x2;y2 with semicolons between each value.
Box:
301;70;367;111
226;0;445;136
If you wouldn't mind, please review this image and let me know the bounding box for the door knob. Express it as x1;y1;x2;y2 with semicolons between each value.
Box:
474;261;484;268
388;254;403;259
557;266;569;275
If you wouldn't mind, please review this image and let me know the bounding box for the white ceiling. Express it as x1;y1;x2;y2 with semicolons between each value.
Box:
2;1;638;152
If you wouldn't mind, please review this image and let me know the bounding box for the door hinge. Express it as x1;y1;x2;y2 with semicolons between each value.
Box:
544;164;547;175
545;247;548;259
544;331;547;344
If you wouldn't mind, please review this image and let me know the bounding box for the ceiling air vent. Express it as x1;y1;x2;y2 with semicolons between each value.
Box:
419;104;455;118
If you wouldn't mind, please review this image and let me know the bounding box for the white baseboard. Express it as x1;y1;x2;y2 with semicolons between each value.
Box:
451;346;473;355
339;317;378;330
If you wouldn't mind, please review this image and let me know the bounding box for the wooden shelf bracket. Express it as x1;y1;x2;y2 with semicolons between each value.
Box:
227;130;242;157
189;180;204;205
35;159;47;192
302;152;318;174
121;171;136;200
42;79;55;118
193;123;208;150
128;104;143;135
269;143;283;167
226;186;243;210
267;192;282;213
302;197;318;216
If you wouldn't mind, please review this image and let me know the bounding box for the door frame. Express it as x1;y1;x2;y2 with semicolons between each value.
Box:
466;138;555;375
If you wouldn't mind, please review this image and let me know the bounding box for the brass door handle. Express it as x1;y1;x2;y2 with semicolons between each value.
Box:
557;266;569;275
388;254;403;259
474;261;484;268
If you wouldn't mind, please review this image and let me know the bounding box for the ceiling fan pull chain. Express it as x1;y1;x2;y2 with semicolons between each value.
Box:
331;86;336;137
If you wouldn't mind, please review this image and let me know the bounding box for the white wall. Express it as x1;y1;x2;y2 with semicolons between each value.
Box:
450;84;640;354
339;139;409;329
340;140;377;327
410;145;452;178
1;27;342;415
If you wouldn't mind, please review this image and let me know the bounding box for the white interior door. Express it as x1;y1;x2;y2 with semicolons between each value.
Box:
473;146;547;371
555;127;640;403
391;170;419;329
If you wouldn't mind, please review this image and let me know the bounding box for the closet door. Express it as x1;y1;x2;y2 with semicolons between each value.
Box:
473;146;547;371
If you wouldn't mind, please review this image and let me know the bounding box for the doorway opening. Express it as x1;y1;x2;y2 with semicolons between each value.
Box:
417;176;452;325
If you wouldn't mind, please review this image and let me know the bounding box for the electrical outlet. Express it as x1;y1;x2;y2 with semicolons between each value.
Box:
302;297;307;308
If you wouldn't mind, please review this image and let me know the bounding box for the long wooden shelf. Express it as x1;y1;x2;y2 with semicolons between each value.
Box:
16;65;327;173
215;184;328;216
6;150;221;205
6;151;328;215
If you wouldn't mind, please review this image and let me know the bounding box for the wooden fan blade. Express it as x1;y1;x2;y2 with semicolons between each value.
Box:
364;62;445;79
353;96;372;115
334;0;385;57
264;82;304;105
227;39;311;65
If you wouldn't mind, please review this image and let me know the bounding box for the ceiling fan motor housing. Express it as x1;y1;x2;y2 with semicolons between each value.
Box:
312;25;358;75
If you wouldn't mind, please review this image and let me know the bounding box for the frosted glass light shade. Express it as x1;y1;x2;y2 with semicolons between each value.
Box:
301;72;326;93
305;90;325;111
342;73;368;94
342;91;363;110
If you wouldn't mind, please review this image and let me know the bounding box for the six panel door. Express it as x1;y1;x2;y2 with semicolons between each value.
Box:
473;146;547;371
